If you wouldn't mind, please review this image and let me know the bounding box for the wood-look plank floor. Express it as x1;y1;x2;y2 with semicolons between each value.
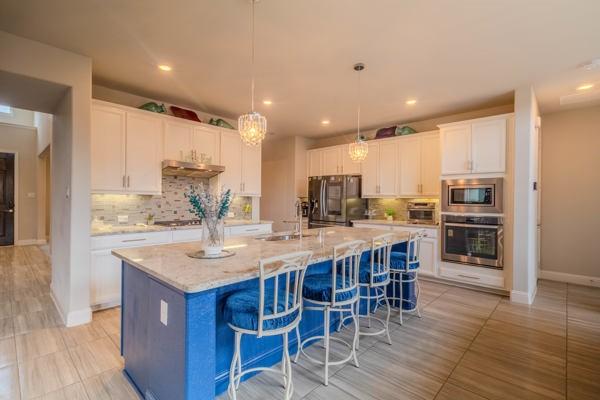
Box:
0;246;599;399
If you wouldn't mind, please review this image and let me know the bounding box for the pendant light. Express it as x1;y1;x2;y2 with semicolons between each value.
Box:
348;63;368;162
238;0;266;146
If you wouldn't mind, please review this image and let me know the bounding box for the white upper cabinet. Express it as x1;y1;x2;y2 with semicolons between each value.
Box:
164;121;193;161
361;142;380;196
220;130;261;196
192;125;220;164
91;103;162;195
378;142;398;196
397;137;421;196
440;114;509;176
307;149;322;177
420;133;441;195
341;144;361;175
440;125;471;175
125;112;163;194
322;147;341;175
470;118;506;173
91;105;126;192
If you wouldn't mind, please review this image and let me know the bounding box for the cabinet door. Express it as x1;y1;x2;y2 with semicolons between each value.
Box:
378;142;398;196
241;144;261;196
91;105;126;192
421;134;441;195
361;142;379;196
126;112;163;194
90;249;122;307
341;144;361;175
441;125;471;175
397;137;421;196
220;131;243;194
307;150;322;177
471;118;506;173
164;121;192;161
192;125;220;164
419;238;437;276
322;147;341;175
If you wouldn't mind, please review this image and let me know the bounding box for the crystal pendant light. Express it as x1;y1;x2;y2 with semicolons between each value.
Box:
238;0;266;147
348;63;368;162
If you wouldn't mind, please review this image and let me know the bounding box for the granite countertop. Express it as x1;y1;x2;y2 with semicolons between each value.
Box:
112;226;409;293
352;219;439;229
91;220;273;237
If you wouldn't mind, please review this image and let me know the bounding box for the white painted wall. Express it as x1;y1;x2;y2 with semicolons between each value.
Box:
0;107;34;127
511;86;540;304
0;31;92;326
539;105;600;285
34;112;52;155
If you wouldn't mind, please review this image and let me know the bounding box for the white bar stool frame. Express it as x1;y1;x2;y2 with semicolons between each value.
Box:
340;233;394;345
389;230;425;325
227;250;313;400
294;240;364;386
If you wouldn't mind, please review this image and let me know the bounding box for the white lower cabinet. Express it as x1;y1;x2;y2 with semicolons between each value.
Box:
90;223;272;309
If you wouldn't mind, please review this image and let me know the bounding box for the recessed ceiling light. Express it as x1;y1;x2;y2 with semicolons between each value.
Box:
321;120;330;125
262;100;272;105
576;83;594;91
158;65;172;71
406;99;417;105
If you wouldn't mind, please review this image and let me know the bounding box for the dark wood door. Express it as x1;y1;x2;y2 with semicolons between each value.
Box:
0;153;15;246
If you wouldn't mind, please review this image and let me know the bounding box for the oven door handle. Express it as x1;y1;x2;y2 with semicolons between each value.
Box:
444;223;501;229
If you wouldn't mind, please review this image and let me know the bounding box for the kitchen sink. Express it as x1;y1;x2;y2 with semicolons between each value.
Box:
255;233;314;241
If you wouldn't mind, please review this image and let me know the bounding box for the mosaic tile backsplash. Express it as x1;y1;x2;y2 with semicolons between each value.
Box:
91;176;253;225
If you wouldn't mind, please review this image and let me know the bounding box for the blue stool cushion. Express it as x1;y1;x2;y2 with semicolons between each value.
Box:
358;261;389;284
303;273;357;303
390;251;419;271
225;289;299;332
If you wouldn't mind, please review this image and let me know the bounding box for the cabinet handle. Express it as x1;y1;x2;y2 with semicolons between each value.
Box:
127;176;130;187
458;274;480;280
246;228;260;232
122;176;126;188
122;238;147;243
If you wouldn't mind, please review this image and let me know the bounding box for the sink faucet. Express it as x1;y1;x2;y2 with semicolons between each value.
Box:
294;198;303;240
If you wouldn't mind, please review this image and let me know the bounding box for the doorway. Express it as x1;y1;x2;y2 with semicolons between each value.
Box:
0;152;15;246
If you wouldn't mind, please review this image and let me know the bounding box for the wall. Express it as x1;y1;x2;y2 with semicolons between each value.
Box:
0;106;34;127
34;112;52;154
0;123;39;242
91;176;252;225
311;104;514;148
540;105;600;283
0;31;92;326
511;86;540;303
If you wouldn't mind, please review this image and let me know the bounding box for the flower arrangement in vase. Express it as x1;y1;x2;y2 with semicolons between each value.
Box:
186;184;232;256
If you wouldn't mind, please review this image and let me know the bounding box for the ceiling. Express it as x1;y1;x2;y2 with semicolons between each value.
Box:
1;0;599;137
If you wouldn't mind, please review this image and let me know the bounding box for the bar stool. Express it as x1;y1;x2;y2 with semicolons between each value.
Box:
224;250;313;400
349;233;394;345
294;240;364;386
389;230;425;324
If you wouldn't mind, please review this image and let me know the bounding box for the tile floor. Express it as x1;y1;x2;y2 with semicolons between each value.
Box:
1;245;599;399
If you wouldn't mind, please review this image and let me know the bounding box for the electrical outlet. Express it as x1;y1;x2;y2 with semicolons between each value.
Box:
117;215;128;224
160;300;168;326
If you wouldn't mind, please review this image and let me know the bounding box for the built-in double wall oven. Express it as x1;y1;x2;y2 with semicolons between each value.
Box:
441;178;504;269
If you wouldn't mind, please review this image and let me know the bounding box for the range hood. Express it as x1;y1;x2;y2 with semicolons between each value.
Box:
162;160;225;178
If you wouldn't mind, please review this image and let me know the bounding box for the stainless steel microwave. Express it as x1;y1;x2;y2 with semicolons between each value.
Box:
442;178;503;214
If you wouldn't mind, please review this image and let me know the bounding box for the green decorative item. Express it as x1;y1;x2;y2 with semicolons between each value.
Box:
395;125;417;136
139;102;166;113
209;118;235;130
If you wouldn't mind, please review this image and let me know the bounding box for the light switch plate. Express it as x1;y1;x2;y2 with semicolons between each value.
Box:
117;215;128;224
160;300;168;326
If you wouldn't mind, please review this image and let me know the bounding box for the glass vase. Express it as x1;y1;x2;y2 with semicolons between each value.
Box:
202;217;225;256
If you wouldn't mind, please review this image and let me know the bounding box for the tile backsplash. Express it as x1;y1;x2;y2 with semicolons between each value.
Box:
92;176;253;225
367;198;439;220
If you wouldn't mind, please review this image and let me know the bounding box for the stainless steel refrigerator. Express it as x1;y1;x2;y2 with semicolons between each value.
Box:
308;175;367;228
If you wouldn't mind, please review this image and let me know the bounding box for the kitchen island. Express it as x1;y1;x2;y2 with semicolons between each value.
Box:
112;227;409;400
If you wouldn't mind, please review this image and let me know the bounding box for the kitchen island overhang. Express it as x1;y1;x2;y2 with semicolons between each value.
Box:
113;227;410;400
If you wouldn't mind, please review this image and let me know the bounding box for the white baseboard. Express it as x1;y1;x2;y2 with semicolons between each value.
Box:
16;239;47;246
539;270;600;288
50;285;92;327
510;285;537;304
